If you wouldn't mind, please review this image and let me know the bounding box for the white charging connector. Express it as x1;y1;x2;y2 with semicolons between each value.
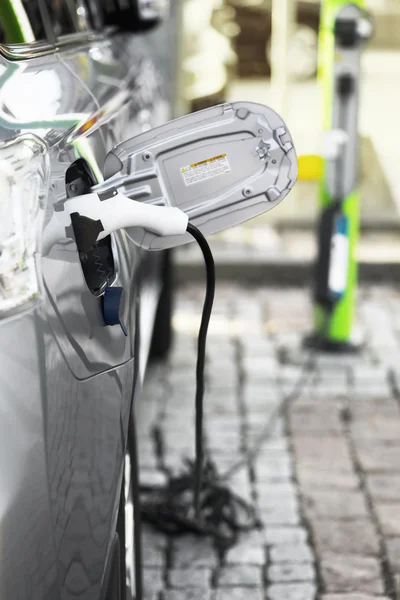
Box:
42;190;189;255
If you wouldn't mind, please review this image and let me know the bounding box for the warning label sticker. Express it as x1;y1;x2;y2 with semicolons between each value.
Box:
181;153;230;186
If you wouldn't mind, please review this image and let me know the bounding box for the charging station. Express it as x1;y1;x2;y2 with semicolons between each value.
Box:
311;0;372;350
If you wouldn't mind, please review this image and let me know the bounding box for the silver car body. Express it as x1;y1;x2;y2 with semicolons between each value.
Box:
0;7;177;599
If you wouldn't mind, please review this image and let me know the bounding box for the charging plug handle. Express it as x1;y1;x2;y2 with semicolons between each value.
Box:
43;191;189;255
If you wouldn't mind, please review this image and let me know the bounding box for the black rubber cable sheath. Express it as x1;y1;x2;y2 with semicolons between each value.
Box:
186;222;216;520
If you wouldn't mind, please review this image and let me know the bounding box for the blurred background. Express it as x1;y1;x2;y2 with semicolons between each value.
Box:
174;0;400;279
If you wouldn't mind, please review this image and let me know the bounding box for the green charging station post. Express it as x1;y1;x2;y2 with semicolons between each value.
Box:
313;0;372;350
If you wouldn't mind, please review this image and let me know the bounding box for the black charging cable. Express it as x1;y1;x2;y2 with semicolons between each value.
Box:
140;223;260;550
186;222;216;519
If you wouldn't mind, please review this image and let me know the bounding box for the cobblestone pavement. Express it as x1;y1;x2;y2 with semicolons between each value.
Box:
136;283;400;600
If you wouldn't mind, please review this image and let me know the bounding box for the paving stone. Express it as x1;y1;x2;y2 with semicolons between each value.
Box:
164;451;196;472
269;543;314;563
141;370;167;403
256;482;297;498
312;354;358;369
296;467;360;490
289;403;343;435
264;527;308;546
255;454;293;482
168;368;198;390
165;590;212;600
242;348;277;365
292;437;354;472
311;519;379;557
348;397;399;418
172;535;218;568
352;366;390;383
243;383;281;402
207;375;238;392
214;588;264;600
280;379;312;397
206;346;236;363
351;417;400;441
267;582;316;600
163;397;195;416
144;568;164;600
375;503;400;536
244;397;281;417
217;565;262;587
257;486;298;515
257;487;298;512
207;430;242;451
255;418;286;439
268;562;315;583
206;419;241;435
350;383;392;397
251;436;289;452
385;538;400;573
241;337;275;353
277;364;304;383
225;545;265;567
164;408;195;425
204;393;239;417
260;504;300;526
142;524;168;547
207;365;239;389
209;451;244;472
225;531;265;566
355;443;400;472
168;568;211;589
142;527;167;567
206;356;235;371
230;470;253;504
138;441;158;470
247;420;286;443
311;381;348;395
321;595;391;600
140;470;168;489
366;474;400;502
249;426;287;450
352;381;391;395
302;490;369;520
319;553;384;594
243;357;280;380
165;439;195;458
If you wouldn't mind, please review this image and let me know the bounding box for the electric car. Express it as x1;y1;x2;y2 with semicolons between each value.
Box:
0;1;176;598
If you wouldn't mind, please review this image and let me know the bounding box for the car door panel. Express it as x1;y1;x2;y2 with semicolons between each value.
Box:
0;310;61;600
43;316;134;600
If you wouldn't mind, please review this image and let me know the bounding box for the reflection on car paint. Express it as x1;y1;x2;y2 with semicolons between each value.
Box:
0;15;176;599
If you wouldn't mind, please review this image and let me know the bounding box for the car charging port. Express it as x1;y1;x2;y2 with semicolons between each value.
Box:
65;159;116;296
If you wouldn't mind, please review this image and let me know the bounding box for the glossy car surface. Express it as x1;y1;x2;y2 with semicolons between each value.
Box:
0;2;178;598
